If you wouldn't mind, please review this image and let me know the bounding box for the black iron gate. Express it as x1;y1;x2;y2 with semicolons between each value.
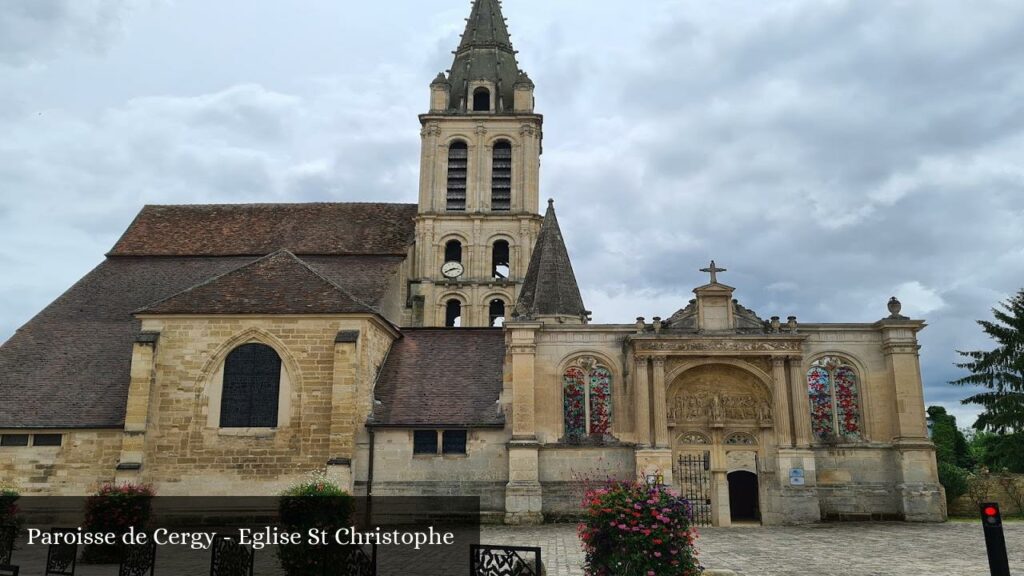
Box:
675;452;712;527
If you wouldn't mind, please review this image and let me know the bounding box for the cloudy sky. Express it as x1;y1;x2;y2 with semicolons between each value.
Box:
2;0;1023;427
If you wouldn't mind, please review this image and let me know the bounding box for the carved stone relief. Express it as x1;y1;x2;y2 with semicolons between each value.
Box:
667;365;773;425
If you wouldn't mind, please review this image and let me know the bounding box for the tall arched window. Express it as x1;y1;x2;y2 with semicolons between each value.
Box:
444;239;463;263
491;240;510;279
491;141;512;212
562;359;613;442
473;87;491;112
445;299;463;327
221;343;282;428
447;141;468;212
488;299;506;327
807;356;862;441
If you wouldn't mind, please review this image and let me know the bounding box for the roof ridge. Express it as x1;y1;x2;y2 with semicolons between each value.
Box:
131;249;378;315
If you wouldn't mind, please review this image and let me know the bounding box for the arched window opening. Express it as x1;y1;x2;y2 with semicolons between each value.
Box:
473;87;491;112
221;343;281;428
562;359;613;442
807;356;862;442
445;299;463;328
446;141;468;212
489;299;506;327
491;240;510;279
445;240;463;263
491;140;512;212
725;432;757;446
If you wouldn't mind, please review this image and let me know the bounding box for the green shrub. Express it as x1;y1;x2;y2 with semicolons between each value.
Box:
0;486;24;536
80;483;155;564
579;480;702;576
277;473;355;576
937;462;969;506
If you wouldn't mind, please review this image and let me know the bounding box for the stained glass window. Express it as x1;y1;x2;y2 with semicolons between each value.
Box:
806;357;862;441
562;362;613;441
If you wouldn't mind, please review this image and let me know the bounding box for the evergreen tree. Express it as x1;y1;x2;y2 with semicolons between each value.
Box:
926;406;973;469
951;289;1024;433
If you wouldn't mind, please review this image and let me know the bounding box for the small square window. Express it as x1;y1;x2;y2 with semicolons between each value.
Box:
33;434;63;447
0;434;29;447
413;430;438;455
442;430;467;455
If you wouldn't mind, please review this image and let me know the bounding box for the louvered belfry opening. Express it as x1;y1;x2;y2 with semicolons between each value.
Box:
220;343;282;428
492;240;510;279
447;141;468;211
491;140;512;212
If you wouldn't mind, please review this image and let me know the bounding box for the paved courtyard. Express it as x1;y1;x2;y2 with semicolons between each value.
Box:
8;522;1022;575
482;522;1024;576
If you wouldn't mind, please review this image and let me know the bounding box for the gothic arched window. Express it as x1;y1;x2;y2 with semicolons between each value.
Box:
473;87;491;112
447;141;468;212
807;356;862;441
562;360;613;442
491;141;512;212
221;343;282;428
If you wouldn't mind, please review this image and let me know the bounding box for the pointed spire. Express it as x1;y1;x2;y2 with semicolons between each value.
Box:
514;200;588;322
442;0;523;113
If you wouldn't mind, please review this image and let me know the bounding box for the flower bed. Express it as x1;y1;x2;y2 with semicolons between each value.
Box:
579;481;702;576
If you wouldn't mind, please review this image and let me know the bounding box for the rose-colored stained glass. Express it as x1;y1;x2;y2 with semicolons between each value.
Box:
588;366;612;435
834;365;861;440
563;366;586;441
807;366;834;440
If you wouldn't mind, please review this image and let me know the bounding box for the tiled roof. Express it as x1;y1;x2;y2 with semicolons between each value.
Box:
137;250;380;315
370;329;506;428
514;200;587;319
109;203;417;256
0;255;405;428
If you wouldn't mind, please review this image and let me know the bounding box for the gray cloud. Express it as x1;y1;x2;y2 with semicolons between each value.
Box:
2;0;1022;427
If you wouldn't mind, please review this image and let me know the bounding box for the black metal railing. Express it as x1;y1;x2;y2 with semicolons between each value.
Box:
470;545;542;576
675;452;712;527
45;528;77;576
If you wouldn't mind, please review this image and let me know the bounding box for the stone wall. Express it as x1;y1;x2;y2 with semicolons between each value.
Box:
950;474;1024;517
361;428;509;513
123;315;395;496
0;430;122;495
538;446;635;517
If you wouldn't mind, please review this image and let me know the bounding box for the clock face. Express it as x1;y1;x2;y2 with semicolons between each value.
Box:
441;261;465;279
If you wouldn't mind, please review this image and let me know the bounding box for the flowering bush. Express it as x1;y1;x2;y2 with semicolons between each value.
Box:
81;482;155;563
579;481;702;576
277;471;355;576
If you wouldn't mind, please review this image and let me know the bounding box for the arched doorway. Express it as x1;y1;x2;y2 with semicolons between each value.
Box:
727;471;759;521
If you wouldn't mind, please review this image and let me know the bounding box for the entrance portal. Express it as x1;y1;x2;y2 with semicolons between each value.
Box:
727;471;759;521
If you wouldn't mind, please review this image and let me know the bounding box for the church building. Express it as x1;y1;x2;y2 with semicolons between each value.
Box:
0;0;945;526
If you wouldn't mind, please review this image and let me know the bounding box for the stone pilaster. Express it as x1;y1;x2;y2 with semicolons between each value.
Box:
327;330;360;492
787;356;811;448
771;357;792;448
115;332;159;481
878;320;946;522
651;357;669;449
633;355;651;447
505;323;543;524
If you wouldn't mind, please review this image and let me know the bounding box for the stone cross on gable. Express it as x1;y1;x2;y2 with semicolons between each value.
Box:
700;260;727;284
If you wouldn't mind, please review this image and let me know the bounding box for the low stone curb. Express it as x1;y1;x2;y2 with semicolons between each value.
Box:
704;570;739;576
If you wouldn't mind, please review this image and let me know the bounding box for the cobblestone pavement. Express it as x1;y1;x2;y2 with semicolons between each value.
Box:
9;523;1023;575
482;522;1024;576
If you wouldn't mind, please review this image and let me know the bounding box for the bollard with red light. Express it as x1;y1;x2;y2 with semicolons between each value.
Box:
980;502;1011;576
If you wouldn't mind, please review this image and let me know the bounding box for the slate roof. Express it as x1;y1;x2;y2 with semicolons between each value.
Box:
109;203;417;256
138;250;379;315
513;200;587;320
370;329;506;428
444;0;523;113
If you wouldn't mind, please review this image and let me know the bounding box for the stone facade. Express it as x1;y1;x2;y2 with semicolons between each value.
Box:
0;0;945;529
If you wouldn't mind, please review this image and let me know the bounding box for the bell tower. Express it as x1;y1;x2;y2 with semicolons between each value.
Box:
411;0;544;327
